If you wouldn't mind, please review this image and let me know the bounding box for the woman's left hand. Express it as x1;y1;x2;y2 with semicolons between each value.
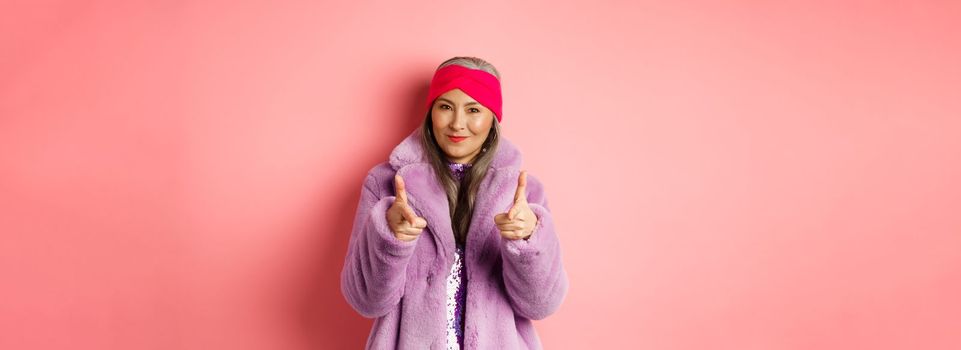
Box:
495;170;538;240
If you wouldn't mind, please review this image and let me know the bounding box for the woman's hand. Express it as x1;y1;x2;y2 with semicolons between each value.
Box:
494;170;538;240
387;174;428;242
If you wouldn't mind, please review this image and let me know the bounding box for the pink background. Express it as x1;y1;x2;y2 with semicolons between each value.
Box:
2;1;960;349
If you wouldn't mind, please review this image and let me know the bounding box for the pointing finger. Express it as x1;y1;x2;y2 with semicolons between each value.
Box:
412;216;427;229
394;174;408;204
513;170;528;204
403;206;418;226
493;212;510;225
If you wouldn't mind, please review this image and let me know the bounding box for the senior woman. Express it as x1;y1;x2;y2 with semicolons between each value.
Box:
340;56;569;349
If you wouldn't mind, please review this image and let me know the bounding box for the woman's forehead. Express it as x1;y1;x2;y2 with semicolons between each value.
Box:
437;88;478;103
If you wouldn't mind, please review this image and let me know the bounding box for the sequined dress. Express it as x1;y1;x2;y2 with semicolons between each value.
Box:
445;160;471;349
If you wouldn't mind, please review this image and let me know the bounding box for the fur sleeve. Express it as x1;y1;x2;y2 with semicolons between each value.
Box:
340;173;418;318
499;173;570;320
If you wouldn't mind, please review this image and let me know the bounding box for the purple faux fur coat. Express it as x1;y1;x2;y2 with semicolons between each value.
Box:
340;128;569;349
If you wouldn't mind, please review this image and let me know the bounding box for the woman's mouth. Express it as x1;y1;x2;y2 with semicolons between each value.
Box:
448;135;468;143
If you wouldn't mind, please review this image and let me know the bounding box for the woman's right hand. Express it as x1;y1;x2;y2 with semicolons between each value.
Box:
387;174;428;242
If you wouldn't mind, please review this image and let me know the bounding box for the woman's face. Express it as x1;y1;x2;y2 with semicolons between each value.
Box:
431;88;495;164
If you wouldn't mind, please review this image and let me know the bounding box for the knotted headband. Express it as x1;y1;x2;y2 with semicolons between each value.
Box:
425;64;502;123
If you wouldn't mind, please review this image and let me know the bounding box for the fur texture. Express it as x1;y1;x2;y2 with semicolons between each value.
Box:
340;128;569;349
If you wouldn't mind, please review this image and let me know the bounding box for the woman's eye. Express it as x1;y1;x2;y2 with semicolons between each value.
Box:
469;108;479;113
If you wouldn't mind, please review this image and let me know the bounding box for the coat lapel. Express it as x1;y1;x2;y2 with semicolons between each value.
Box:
463;166;521;279
395;162;454;257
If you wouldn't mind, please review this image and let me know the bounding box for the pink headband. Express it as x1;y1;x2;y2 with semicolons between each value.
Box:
425;64;502;123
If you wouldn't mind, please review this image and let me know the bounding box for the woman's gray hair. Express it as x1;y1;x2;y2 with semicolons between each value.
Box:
437;56;501;80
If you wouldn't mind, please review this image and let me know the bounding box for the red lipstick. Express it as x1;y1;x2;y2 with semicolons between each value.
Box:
448;135;468;143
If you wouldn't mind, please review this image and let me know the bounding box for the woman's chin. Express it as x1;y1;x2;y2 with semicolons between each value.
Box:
443;146;463;155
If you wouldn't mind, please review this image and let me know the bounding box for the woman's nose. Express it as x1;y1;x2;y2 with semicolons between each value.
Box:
450;111;467;129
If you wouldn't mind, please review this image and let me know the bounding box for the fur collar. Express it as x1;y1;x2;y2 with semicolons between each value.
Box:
388;128;522;171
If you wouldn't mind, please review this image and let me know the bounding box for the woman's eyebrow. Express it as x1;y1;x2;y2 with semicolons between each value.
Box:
437;98;479;106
